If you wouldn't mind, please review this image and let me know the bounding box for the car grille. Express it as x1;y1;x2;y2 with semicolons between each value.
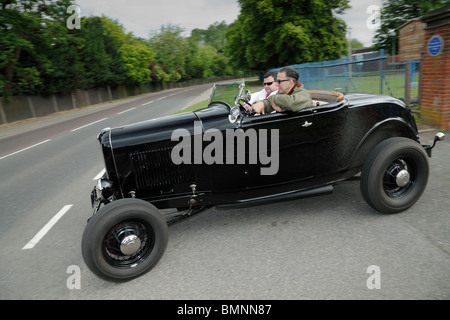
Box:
130;147;195;190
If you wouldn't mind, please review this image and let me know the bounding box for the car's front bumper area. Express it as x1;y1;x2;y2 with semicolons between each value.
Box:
89;177;115;218
422;132;445;157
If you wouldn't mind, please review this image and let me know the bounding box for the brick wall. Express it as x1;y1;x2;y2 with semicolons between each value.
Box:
399;19;426;62
420;7;450;130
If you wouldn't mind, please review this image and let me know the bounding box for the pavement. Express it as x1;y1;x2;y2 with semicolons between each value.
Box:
179;87;213;111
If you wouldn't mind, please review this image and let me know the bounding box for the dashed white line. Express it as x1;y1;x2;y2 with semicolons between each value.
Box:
93;168;106;180
71;118;107;132
141;101;154;106
0;139;52;160
118;107;136;114
22;204;73;250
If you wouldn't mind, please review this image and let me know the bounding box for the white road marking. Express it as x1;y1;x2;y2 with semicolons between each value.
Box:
0;139;52;160
93;168;106;180
141;101;154;106
22;204;73;250
117;107;136;114
71;118;107;132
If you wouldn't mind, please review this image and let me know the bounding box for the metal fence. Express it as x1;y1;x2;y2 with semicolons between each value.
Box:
271;50;420;104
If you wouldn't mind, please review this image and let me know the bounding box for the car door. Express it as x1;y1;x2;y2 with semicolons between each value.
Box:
308;101;350;177
239;108;316;189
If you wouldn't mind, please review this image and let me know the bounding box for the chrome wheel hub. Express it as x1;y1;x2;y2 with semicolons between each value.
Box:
395;169;410;187
120;234;141;256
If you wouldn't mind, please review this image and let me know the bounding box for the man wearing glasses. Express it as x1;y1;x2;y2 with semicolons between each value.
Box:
247;71;279;105
248;67;313;114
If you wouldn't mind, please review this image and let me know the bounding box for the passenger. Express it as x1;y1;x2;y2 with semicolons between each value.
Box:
249;67;313;114
246;71;278;105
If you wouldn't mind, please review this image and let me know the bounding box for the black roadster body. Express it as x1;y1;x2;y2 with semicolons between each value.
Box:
82;80;444;281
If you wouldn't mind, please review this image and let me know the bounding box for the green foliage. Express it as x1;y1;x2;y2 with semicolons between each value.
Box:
191;21;228;53
147;23;234;82
188;21;234;78
350;39;364;49
373;0;450;53
0;0;351;97
225;0;350;70
1;0;54;96
186;42;233;79
147;24;187;82
0;1;238;97
98;16;152;86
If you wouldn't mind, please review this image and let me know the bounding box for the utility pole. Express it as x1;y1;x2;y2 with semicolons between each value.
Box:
348;28;352;79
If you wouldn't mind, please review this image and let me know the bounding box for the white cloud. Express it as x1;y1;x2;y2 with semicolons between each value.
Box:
74;0;241;38
74;0;382;46
338;0;383;47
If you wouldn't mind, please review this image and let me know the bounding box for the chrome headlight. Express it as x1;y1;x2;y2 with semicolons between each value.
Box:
96;178;114;199
228;106;241;123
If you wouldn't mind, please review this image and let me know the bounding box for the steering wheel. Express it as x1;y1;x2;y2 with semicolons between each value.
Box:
238;98;250;109
238;98;256;116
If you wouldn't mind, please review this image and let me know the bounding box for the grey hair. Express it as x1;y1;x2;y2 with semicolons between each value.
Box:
279;67;299;81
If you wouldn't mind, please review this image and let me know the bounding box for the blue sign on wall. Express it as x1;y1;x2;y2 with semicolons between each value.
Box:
427;35;444;56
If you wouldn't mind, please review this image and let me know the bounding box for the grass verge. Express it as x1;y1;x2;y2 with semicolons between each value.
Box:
172;78;262;115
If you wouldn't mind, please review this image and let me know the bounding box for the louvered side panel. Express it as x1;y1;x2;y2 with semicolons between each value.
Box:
130;147;195;190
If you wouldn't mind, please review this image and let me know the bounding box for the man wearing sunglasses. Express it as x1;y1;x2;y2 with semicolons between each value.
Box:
247;71;279;105
249;67;312;115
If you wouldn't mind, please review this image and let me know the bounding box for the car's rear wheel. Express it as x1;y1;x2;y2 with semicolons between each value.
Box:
360;137;429;214
82;198;168;281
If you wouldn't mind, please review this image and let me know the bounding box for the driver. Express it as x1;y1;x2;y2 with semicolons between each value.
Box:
247;67;313;114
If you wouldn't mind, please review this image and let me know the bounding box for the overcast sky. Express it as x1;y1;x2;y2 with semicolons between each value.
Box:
74;0;383;47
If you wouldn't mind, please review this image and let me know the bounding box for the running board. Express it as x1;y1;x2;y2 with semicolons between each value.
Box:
216;185;333;210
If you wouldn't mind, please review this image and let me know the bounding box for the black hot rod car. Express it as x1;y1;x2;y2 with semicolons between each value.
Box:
82;80;444;281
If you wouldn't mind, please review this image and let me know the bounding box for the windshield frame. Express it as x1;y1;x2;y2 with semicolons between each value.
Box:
209;79;245;108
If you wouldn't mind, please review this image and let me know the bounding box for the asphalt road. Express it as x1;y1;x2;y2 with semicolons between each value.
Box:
0;84;449;300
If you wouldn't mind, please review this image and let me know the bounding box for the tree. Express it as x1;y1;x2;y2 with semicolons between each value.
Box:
225;0;350;71
186;43;232;78
0;0;81;96
373;0;450;54
120;38;154;84
79;17;112;89
148;25;188;82
100;16;154;85
76;17;128;89
187;22;234;78
0;2;239;97
350;39;364;50
191;21;228;53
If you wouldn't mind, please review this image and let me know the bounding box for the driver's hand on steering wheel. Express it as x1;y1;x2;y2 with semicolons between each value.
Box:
251;101;265;115
243;103;252;111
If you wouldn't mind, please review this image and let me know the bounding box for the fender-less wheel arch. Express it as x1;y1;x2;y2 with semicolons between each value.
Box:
350;118;419;170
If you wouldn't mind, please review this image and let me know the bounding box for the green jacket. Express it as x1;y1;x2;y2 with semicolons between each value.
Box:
262;85;313;113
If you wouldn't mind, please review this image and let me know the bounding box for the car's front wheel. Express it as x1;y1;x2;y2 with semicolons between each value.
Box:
82;198;168;281
360;137;429;214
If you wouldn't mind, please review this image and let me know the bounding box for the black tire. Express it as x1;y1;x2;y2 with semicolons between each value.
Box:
82;198;168;281
360;137;429;214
